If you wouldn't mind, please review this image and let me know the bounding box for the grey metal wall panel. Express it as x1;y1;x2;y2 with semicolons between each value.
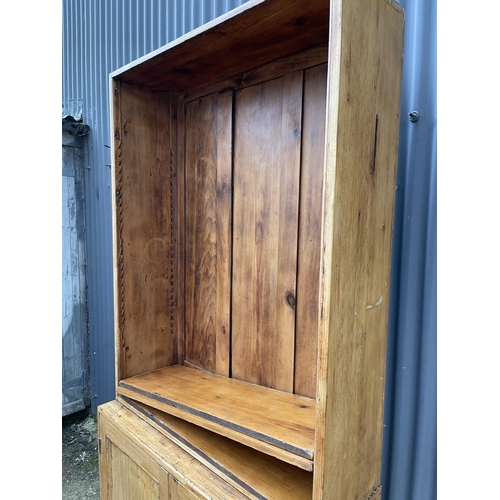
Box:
381;0;437;498
62;1;436;497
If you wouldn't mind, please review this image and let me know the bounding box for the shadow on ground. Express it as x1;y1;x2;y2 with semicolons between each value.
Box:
62;408;100;499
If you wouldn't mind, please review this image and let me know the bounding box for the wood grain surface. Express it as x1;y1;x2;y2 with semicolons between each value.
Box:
185;44;328;103
120;396;313;500
313;0;404;497
184;91;233;375
117;364;315;470
110;442;160;500
99;400;248;500
294;63;328;399
112;0;330;93
231;74;303;392
114;83;178;380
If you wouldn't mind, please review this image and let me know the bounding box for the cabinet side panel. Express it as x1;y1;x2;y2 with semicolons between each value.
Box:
294;63;328;399
314;0;404;498
184;91;233;375
115;83;178;379
232;74;302;392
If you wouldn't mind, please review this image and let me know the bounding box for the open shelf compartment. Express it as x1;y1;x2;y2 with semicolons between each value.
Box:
111;0;331;475
117;365;315;471
117;395;314;500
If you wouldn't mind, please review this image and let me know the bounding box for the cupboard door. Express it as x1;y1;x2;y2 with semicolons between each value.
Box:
108;440;160;500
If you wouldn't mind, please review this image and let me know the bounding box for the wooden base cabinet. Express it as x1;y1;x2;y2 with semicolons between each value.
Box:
99;0;405;498
99;399;312;499
99;400;249;500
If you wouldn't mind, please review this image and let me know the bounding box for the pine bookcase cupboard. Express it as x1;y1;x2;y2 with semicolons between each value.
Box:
97;0;405;498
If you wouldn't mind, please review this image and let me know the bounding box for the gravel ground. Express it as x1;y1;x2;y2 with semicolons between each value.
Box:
62;409;100;499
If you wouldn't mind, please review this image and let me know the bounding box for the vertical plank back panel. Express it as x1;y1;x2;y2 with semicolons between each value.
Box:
115;83;178;379
232;74;302;392
184;91;233;376
294;63;328;399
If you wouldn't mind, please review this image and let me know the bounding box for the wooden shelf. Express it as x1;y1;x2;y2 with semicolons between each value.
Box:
117;364;315;471
119;396;313;500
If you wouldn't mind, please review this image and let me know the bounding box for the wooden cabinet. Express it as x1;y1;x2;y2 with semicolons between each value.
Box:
98;400;248;499
99;0;405;498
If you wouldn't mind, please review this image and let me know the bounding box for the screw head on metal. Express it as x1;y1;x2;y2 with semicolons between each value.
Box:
409;111;420;122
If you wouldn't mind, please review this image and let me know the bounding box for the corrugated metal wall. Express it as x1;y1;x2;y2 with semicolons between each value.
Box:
381;0;436;497
62;1;436;498
62;0;249;412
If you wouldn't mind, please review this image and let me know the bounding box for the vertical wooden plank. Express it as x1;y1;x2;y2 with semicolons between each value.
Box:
232;74;302;392
187;93;217;371
314;0;405;498
184;100;199;370
184;91;232;375
215;91;233;376
276;71;303;390
294;63;328;399
116;84;177;379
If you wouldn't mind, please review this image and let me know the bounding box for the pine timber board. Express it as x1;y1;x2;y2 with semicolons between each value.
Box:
183;43;328;103
112;82;179;380
116;364;315;470
231;73;302;393
294;63;327;399
112;0;330;93
313;0;405;498
184;90;232;376
99;400;248;500
119;396;313;500
109;443;160;500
